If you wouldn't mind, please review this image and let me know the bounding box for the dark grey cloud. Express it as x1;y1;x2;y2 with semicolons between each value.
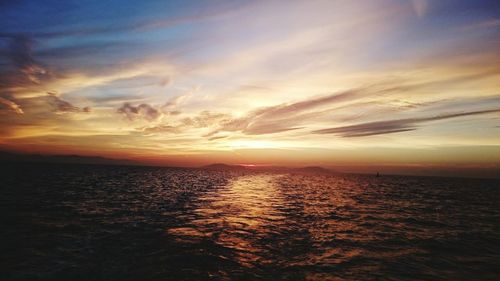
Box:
1;33;50;84
0;34;56;116
313;109;500;137
117;102;161;121
116;94;193;123
46;92;90;113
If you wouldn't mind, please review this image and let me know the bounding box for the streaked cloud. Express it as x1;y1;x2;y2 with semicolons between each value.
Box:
46;92;91;113
0;97;24;114
313;109;500;137
207;90;362;136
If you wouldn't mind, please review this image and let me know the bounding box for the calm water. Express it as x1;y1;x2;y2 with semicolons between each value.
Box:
1;163;499;280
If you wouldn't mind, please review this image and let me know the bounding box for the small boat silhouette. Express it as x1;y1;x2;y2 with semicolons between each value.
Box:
376;172;380;177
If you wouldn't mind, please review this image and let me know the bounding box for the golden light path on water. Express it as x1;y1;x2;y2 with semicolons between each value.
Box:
163;171;500;280
169;174;287;267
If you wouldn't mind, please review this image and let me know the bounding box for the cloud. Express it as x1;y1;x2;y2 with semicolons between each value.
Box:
88;94;145;105
46;92;90;113
313;108;500;137
141;125;181;134
116;92;195;124
138;110;231;135
117;102;162;121
158;91;196;116
245;125;304;135
208;89;362;136
259;89;360;119
208;135;228;141
180;111;231;128
2;34;50;84
0;97;24;114
1;32;176;106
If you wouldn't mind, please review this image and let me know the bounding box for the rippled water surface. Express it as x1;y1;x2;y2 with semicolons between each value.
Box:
1;163;499;280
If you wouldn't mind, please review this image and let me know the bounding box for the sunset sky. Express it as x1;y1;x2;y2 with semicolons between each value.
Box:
1;0;500;174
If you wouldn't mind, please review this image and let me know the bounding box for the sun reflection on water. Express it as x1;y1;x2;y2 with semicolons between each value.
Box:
169;173;287;266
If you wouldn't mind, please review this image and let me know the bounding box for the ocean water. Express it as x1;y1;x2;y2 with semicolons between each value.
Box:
1;163;499;281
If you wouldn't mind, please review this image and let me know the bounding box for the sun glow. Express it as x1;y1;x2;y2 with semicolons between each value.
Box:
226;140;291;150
0;0;499;177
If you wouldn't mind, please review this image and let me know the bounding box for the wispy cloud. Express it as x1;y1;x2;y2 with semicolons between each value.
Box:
208;90;362;136
141;125;181;134
139;110;230;135
0;97;24;114
204;85;439;137
46;92;90;113
313;109;500;137
180;111;230;128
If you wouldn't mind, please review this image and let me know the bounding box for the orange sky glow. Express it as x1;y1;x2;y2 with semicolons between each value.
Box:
1;1;500;177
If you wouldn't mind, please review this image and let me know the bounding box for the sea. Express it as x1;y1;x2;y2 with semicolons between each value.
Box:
1;163;499;280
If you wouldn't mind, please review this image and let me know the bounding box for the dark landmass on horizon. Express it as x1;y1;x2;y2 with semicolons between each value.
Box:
1;150;499;179
0;150;139;167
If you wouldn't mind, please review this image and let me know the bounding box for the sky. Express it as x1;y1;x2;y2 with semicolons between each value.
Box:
1;0;500;175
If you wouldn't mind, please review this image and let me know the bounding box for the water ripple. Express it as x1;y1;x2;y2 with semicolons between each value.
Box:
1;163;499;280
